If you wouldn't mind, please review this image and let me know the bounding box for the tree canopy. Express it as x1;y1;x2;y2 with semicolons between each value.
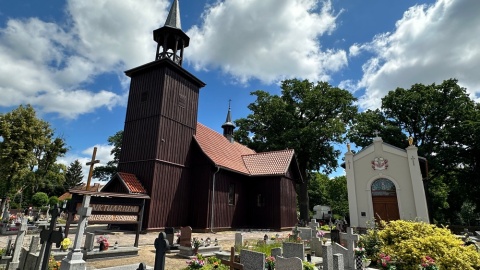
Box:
234;79;357;221
0;105;67;214
64;159;84;190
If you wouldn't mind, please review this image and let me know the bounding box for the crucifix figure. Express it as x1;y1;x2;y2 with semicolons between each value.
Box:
85;146;100;191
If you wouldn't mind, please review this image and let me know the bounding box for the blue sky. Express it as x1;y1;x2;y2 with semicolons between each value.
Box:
1;0;479;182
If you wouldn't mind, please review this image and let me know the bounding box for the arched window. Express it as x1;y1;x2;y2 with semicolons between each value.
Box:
371;178;396;196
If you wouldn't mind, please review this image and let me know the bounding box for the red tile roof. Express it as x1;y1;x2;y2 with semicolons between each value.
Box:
243;149;295;176
118;172;147;194
194;123;295;176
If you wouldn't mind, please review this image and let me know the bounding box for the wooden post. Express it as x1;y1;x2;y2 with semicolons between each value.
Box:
85;147;100;191
221;247;244;270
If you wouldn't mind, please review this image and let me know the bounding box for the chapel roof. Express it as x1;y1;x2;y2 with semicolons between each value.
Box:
116;172;148;194
194;123;300;178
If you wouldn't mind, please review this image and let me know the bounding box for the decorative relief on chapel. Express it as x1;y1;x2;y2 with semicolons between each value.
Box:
371;157;388;170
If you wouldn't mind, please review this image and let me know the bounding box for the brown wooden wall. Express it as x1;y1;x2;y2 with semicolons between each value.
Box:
279;176;298;228
118;59;204;230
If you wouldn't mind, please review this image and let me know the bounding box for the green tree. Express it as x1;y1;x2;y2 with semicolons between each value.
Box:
31;192;49;207
308;173;349;219
93;130;122;181
64;160;84;190
0;105;67;215
49;196;59;206
234;79;357;220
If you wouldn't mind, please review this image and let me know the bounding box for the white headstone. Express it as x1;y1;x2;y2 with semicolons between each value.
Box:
7;218;28;270
340;227;359;268
240;249;265;270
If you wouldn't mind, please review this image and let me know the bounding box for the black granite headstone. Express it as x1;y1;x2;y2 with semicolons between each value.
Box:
331;229;340;244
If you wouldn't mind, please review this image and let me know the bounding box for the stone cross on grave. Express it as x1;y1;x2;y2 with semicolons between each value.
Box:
40;205;65;270
309;219;320;237
60;195;92;270
342;227;359;269
374;130;380;137
85;146;100;191
221;247;244;270
154;232;170;270
6;218;28;270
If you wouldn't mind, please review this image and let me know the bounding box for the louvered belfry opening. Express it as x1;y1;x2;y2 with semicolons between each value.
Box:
153;0;189;65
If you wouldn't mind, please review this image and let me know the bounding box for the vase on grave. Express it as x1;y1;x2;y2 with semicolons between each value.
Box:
99;241;109;251
355;255;364;269
362;259;371;269
193;247;199;255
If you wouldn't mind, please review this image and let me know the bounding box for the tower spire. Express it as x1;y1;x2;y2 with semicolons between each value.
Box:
153;0;189;65
164;0;181;29
222;100;235;143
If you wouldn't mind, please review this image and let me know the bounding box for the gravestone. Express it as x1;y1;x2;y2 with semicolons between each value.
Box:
333;253;344;270
332;242;349;268
154;232;169;270
275;256;303;270
84;232;95;251
164;227;178;250
29;236;41;254
282;242;304;260
235;232;244;249
308;219;320;236
21;236;41;270
240;249;264;270
322;245;333;270
330;229;340;244
60;195;92;270
340;227;359;268
7;218;28;270
310;237;322;257
271;247;282;258
298;227;312;241
179;226;192;247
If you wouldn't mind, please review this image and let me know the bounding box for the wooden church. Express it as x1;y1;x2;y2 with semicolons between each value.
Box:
101;0;302;231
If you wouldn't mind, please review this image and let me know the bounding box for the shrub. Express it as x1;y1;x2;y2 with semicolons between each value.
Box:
49;196;59;206
377;220;480;270
32;192;49;207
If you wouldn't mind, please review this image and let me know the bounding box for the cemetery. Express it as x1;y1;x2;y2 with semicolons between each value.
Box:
0;0;480;269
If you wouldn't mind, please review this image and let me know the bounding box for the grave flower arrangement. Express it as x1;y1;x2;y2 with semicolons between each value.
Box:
97;235;109;250
265;255;275;269
192;238;201;249
377;253;396;270
186;257;205;269
60;237;71;251
354;246;366;257
419;256;438;270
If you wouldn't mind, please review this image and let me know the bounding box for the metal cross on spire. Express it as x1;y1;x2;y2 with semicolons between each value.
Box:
85;147;100;191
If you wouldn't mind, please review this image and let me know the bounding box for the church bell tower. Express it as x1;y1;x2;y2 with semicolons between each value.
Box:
118;0;206;229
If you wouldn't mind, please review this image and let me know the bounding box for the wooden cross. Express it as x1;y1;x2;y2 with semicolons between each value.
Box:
221;247;244;270
85;147;100;191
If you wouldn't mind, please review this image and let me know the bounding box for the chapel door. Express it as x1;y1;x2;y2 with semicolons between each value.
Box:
372;196;400;222
371;178;400;222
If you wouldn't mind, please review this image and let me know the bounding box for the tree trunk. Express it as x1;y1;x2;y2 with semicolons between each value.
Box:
298;164;310;222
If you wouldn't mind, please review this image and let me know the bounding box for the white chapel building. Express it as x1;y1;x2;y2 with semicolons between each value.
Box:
345;135;430;228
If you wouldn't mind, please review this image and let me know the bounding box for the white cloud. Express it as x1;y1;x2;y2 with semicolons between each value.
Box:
59;144;114;184
0;0;170;119
346;0;480;109
186;0;347;84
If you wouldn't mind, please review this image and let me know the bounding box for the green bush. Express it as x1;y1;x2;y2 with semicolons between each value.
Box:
49;196;59;206
243;241;282;256
32;192;49;207
375;220;480;270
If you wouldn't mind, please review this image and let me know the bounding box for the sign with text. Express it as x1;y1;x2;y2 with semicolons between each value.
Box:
75;203;140;223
